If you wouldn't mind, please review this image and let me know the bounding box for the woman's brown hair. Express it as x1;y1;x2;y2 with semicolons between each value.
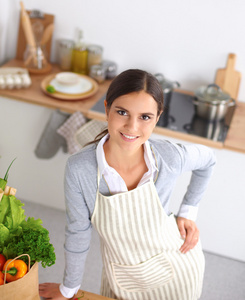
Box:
86;69;164;145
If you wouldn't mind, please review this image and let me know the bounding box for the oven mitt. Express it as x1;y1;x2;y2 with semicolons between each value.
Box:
35;109;70;159
57;111;87;154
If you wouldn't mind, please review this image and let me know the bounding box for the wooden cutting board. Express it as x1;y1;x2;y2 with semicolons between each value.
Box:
215;53;241;101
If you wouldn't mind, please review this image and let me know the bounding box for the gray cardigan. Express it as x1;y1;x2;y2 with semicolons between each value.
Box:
63;138;216;288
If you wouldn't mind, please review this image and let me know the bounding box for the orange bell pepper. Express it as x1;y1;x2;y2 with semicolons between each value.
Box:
0;271;4;285
2;259;28;282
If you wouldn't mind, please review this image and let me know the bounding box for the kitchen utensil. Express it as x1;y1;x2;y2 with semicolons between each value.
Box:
32;21;45;69
41;23;54;45
20;3;49;72
193;83;236;121
154;73;180;125
41;73;99;100
215;53;241;101
16;8;54;61
154;73;180;107
23;17;51;73
20;2;36;48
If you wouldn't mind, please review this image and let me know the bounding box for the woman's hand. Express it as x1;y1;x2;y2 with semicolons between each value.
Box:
39;283;68;300
176;217;199;254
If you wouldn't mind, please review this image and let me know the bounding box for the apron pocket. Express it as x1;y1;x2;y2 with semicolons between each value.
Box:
111;252;174;292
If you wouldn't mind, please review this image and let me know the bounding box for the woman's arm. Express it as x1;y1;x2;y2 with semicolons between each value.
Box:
40;156;93;299
176;143;216;220
62;158;93;290
175;143;216;253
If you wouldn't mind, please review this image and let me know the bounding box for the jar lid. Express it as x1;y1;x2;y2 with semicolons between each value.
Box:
58;39;74;48
195;84;230;104
87;45;103;54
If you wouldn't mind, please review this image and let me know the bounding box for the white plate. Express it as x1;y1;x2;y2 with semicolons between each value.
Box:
50;77;93;94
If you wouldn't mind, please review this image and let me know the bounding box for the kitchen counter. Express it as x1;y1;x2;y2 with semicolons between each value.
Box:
1;59;245;153
72;289;114;300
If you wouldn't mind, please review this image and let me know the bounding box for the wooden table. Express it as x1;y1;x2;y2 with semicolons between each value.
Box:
1;59;245;153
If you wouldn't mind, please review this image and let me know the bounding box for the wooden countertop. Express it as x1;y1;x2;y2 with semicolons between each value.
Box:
1;59;245;153
72;289;114;300
0;59;111;115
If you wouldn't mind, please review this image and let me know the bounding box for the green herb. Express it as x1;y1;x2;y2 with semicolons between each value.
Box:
46;85;56;93
4;217;56;268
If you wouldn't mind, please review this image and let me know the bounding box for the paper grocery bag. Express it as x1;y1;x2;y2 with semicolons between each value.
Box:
0;255;40;300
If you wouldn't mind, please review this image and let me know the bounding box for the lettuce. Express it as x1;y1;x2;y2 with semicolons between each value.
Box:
0;195;26;229
0;195;56;267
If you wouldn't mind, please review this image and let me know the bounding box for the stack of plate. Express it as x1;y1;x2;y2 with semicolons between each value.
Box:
41;72;99;100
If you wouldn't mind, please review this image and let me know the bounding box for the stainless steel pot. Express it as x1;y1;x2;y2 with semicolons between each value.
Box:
193;84;236;121
154;73;180;107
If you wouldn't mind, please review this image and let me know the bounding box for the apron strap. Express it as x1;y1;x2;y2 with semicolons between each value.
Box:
97;168;101;187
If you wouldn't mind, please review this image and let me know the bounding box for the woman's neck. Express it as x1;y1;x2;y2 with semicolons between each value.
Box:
103;140;145;173
103;140;148;190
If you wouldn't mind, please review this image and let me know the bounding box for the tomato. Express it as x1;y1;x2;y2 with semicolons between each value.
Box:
0;254;6;272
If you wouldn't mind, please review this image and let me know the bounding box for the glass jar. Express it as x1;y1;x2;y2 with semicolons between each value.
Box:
87;45;103;71
101;60;117;79
24;45;49;70
57;39;74;71
89;64;106;83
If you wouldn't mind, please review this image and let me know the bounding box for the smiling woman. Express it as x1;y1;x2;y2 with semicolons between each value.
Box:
39;69;216;300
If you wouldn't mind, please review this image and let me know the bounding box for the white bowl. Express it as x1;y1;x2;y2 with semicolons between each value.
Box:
55;72;80;86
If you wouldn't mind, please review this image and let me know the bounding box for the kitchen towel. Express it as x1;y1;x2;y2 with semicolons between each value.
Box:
75;119;107;148
57;111;87;154
35;109;70;159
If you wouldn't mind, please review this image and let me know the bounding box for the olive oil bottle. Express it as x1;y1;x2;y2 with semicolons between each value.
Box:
71;29;88;75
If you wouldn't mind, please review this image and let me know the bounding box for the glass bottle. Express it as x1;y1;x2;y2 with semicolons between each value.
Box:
71;30;88;75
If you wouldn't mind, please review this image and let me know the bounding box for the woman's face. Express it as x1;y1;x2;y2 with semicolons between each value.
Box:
105;91;160;152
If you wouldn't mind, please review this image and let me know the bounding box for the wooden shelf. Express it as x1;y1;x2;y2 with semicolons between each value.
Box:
0;59;111;115
1;59;245;153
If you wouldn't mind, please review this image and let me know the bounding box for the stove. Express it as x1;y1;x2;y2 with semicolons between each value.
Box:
90;91;235;142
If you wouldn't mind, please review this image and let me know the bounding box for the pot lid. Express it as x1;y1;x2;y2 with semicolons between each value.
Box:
195;84;230;103
154;73;180;93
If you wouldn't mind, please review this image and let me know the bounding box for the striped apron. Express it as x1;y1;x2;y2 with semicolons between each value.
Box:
91;172;205;300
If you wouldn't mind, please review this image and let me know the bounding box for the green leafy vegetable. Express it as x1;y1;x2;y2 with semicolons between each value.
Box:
3;217;56;268
4;158;17;181
0;158;17;190
0;195;26;234
0;196;56;268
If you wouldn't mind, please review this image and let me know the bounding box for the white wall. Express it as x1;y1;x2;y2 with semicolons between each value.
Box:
0;0;245;101
0;0;245;262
